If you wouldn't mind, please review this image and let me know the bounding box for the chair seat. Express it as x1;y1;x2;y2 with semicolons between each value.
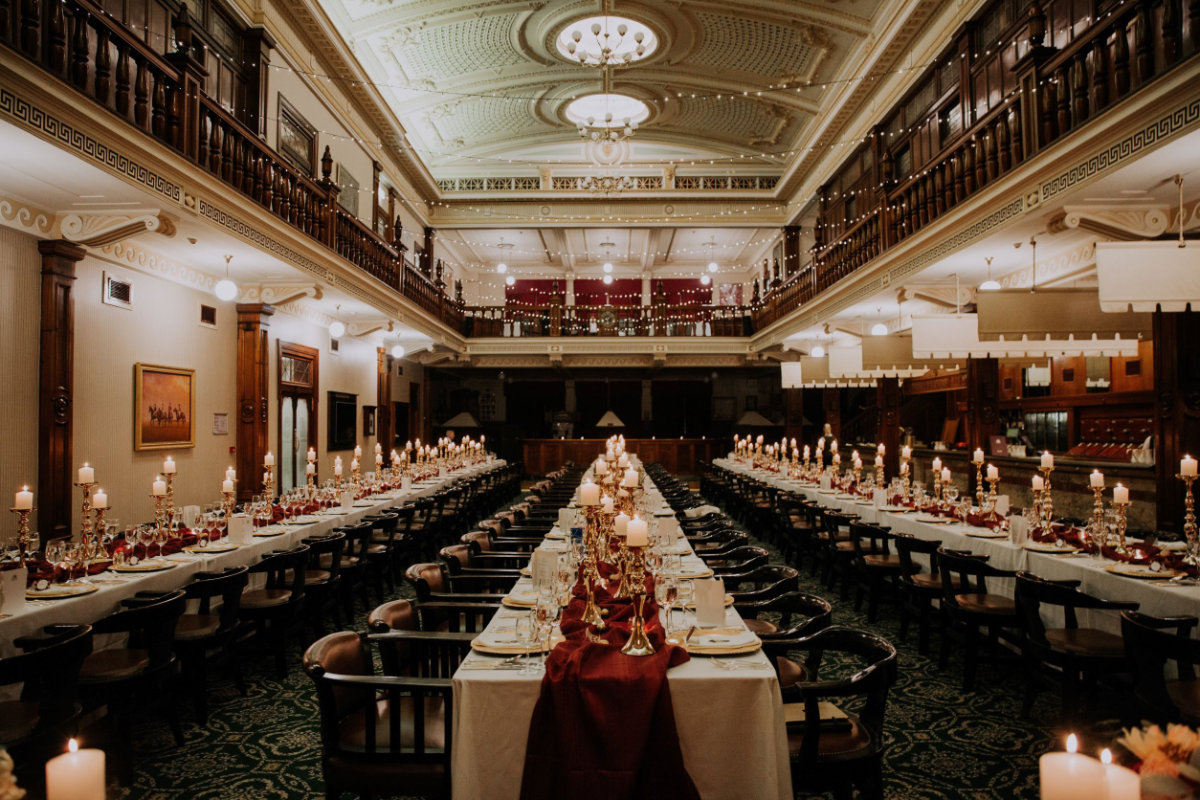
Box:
371;533;391;544
366;544;389;556
241;588;294;609
819;532;851;543
834;541;855;553
1167;678;1200;720
953;593;1017;616
339;697;446;751
1045;627;1126;658
0;700;39;743
175;613;222;641
787;715;872;759
318;554;360;570
744;618;778;636
863;554;902;569
908;572;956;591
776;657;811;688
305;569;332;586
80;649;150;682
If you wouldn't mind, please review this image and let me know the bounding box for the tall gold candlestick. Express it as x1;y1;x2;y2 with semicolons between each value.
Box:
9;506;35;566
985;476;1001;515
1089;486;1106;546
1030;487;1044;533
975;463;986;509
223;490;236;522
150;492;167;558
620;549;655;657
165;472;176;532
1177;473;1198;566
90;506;108;562
1039;465;1055;529
1112;499;1131;555
900;458;911;504
262;464;275;503
74;481;96;544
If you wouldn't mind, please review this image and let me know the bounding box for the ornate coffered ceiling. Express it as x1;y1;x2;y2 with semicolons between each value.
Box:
313;0;932;182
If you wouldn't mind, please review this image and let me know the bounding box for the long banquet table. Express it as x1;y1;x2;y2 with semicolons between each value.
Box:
451;476;793;800
714;458;1200;630
0;461;506;658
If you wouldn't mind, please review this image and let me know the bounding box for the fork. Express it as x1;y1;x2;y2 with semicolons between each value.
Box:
710;657;769;671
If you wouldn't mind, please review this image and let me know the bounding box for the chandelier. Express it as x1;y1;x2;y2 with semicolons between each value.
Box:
567;83;648;145
578;113;638;144
556;2;657;69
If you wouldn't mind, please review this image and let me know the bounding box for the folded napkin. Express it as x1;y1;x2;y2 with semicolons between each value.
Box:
694;577;726;628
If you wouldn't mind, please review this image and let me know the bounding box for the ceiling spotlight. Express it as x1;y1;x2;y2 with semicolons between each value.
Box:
391;344;405;359
700;275;711;286
811;345;826;358
707;261;719;273
979;256;1001;291
870;322;889;336
497;262;508;274
505;275;516;286
214;254;237;301
602;261;614;273
603;274;613;285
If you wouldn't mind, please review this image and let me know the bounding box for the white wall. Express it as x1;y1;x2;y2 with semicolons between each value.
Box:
72;255;238;532
0;228;42;532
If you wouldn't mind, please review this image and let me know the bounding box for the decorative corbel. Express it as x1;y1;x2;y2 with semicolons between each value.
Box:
347;319;395;338
60;211;177;247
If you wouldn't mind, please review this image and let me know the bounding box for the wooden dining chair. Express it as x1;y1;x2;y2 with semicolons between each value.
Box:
937;548;1021;690
849;523;901;623
767;627;899;800
239;543;310;678
1121;610;1200;725
303;532;346;636
892;533;949;655
176;566;250;725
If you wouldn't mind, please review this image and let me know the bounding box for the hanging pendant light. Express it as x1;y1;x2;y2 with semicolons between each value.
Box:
391;343;405;359
329;304;346;339
979;256;1001;291
214;254;238;301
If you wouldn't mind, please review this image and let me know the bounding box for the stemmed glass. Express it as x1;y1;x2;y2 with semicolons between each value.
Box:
533;592;559;670
676;579;695;636
515;612;537;674
658;575;678;637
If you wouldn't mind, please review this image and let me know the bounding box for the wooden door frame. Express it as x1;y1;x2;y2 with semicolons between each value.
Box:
278;341;319;490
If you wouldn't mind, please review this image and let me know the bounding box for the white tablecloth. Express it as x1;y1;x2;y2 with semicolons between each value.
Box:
451;486;793;800
0;462;505;657
714;458;1200;632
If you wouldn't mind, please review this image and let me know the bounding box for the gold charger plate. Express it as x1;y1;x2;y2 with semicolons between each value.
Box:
112;561;176;573
253;528;287;537
470;633;564;655
963;529;1009;538
913;514;953;524
501;592;539;608
1025;542;1080;554
281;515;321;525
677;593;735;609
1105;563;1181;579
881;506;914;513
26;583;100;599
183;543;239;554
685;635;762;656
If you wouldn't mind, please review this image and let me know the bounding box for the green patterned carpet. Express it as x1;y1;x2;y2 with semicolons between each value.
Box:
113;500;1102;799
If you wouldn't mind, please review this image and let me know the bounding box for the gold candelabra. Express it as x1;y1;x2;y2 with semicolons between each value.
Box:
986;476;1001;516
1177;473;1197;566
74;480;96;544
165;472;176;532
90;505;107;562
1089;485;1106;547
262;464;275;503
1038;465;1055;529
1112;497;1132;554
1030;486;1044;534
8;505;34;566
223;489;236;522
852;463;863;491
580;505;607;631
620;549;655;657
150;492;167;558
932;472;944;508
975;462;985;509
875;462;885;489
901;458;912;504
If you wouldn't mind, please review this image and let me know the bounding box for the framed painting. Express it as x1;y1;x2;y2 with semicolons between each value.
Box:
134;363;195;450
712;396;735;420
337;164;360;216
277;96;317;177
363;405;376;437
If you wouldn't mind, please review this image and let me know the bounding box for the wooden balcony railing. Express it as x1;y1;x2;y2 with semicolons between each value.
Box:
461;304;752;337
0;0;463;327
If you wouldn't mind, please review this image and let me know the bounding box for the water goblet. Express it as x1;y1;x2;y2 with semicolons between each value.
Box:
515;613;537;674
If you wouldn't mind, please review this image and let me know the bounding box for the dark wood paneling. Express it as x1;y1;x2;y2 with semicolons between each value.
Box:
520;439;724;477
376;347;392;452
235;303;273;501
37;240;85;540
1153;310;1200;534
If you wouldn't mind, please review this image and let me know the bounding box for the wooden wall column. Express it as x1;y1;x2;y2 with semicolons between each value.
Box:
876;377;901;476
783;225;802;279
377;347;392;451
965;357;1001;497
1153;310;1200;534
38;240;85;541
236;303;274;501
784;388;804;443
422;227;435;277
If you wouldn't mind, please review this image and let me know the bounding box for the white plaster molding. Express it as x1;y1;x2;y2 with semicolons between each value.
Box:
240;284;325;306
0;194;55;236
97;240;219;294
347;318;395;337
60;211;177;247
1047;205;1170;240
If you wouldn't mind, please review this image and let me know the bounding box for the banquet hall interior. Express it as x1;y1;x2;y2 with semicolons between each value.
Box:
1;0;1199;797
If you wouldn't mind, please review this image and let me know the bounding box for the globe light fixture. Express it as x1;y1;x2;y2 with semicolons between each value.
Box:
505;275;516;286
497;262;508;274
979;256;1001;291
603;274;613;285
700;274;711;286
603;262;614;273
555;13;657;68
214;254;238;301
870;322;889;336
707;261;719;273
391;344;405;359
811;345;826;358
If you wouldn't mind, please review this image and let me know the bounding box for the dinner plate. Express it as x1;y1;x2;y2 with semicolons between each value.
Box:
685;631;762;656
470;632;564;656
26;583;100;599
353;501;376;507
676;593;735;609
501;591;540;608
1105;563;1181;579
816;489;838;495
282;515;321;525
544;531;567;540
1025;542;1080;554
113;561;176;573
913;513;954;524
253;528;287;537
183;543;239;554
669;567;715;579
880;505;914;513
963;529;1009;539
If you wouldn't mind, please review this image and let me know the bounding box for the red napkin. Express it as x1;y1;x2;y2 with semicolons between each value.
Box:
520;568;700;800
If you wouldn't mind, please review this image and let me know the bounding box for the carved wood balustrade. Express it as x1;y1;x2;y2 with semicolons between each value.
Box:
460;304;751;337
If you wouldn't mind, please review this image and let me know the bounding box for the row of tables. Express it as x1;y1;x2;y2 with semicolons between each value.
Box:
450;468;794;800
714;458;1200;630
0;461;507;658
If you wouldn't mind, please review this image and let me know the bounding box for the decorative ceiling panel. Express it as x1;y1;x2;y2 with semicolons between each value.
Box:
690;12;820;82
425;96;548;146
385;13;525;80
669;96;791;145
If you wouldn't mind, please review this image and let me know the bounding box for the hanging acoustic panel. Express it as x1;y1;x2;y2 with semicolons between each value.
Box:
1095;241;1200;312
910;314;1139;359
976;287;1152;340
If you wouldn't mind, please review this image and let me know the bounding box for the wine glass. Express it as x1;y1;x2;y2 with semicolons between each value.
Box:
676;579;695;635
515;612;537;674
661;576;679;637
533;595;559;669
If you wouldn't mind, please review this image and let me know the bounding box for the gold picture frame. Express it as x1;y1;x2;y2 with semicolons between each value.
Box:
134;363;196;450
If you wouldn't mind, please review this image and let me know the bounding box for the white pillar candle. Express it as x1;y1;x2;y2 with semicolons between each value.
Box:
264;452;274;467
262;471;270;485
14;485;33;510
900;462;909;475
1031;475;1045;492
333;465;343;479
624;467;638;487
162;456;176;475
306;463;316;476
803;445;810;459
901;445;912;459
1182;455;1198;477
1089;470;1104;488
973;448;985;464
830;440;838;453
791;438;797;449
351;459;359;471
375;454;383;467
221;479;235;493
877;443;886;455
77;463;95;484
614;512;630;536
580;481;600;506
1038;735;1103;800
91;489;107;509
1099;749;1139;800
307;448;316;463
375;443;382;455
354;445;362;459
152;476;166;496
986;464;999;481
1041;451;1054;469
46;739;105;800
941;467;951;484
932;456;942;473
875;455;884;468
601;496;614;514
1113;484;1129;505
626;516;648;547
225;467;236;481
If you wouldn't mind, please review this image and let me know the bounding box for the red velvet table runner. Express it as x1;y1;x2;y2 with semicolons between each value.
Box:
519;564;700;800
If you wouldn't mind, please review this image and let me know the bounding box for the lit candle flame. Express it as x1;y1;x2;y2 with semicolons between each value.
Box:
1066;733;1078;753
68;738;79;753
1101;748;1112;765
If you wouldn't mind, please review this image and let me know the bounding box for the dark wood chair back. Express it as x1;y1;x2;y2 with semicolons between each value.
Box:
0;624;93;749
185;565;250;633
1121;611;1200;724
1015;571;1138;645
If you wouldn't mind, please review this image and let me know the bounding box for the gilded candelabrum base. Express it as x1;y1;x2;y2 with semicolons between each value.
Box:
975;463;985;509
74;480;96;544
1089;486;1106;547
1112;500;1132;555
9;506;35;566
986;477;1000;516
1177;473;1198;566
621;594;656;657
1039;465;1055;529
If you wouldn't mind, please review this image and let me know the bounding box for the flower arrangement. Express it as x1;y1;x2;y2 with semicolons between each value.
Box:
0;747;26;800
1119;724;1200;799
